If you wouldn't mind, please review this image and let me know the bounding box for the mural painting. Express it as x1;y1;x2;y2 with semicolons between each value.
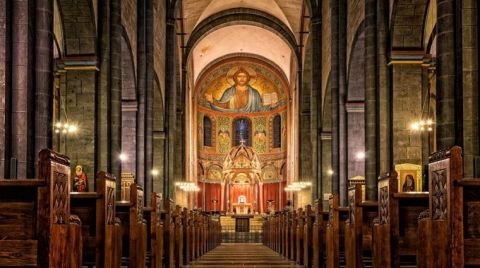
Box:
195;57;289;213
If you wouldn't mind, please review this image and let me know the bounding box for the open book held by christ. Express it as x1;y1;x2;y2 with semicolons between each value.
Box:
262;92;278;106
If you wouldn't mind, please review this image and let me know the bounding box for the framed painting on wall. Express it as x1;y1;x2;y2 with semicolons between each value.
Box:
395;163;422;192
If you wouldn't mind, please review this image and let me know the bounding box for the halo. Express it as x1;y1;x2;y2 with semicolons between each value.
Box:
226;66;257;86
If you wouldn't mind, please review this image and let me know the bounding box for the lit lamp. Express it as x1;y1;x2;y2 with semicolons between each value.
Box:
53;121;79;152
118;153;128;162
410;119;434;132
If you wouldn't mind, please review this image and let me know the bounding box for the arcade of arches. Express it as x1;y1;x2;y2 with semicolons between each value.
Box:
0;0;479;266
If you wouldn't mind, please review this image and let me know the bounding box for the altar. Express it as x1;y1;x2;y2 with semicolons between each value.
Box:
232;202;252;214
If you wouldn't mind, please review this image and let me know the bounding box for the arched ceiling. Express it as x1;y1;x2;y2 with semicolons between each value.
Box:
182;0;304;43
183;0;305;85
192;25;292;83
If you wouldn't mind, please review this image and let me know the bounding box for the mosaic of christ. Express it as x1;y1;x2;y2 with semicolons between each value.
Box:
199;64;287;113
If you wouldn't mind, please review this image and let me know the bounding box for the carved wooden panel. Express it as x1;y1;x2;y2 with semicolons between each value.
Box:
155;195;162;227
430;168;448;220
106;179;116;225
348;189;355;224
51;168;69;224
466;201;480;238
327;198;334;228
137;189;144;223
379;186;389;224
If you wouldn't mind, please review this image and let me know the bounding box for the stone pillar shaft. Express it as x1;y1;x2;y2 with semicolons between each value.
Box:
110;0;122;189
337;0;347;206
95;0;111;180
136;0;146;190
0;0;10;178
144;0;154;201
310;15;322;200
364;0;378;200
34;0;53;162
436;0;457;149
164;13;177;198
11;0;35;178
330;0;340;195
377;0;391;178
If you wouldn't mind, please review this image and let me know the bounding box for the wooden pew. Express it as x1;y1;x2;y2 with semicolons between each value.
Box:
326;194;349;268
70;171;118;267
312;200;327;268
344;184;378;268
148;192;164;268
0;149;81;267
289;210;297;261
115;183;147;268
303;205;314;267
418;146;480;267
296;208;305;265
173;205;184;267
372;171;429;268
161;199;176;268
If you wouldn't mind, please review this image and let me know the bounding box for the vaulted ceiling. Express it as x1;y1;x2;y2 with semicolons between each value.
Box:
181;0;306;84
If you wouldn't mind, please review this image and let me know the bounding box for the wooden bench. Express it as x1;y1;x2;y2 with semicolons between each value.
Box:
70;171;119;268
147;193;163;268
372;171;429;268
312;200;328;268
345;184;377;268
115;183;147;268
418;146;480;267
0;149;81;268
303;205;314;267
296;208;305;265
326;194;349;268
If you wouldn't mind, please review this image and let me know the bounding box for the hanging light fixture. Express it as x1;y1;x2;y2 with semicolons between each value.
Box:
284;181;312;192
175;181;200;192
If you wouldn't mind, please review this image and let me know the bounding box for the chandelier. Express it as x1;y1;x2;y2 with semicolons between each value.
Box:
175;182;200;192
285;181;312;192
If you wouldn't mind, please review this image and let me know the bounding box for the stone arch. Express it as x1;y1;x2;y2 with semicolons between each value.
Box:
121;32;137;175
390;0;429;49
53;0;65;59
57;0;96;55
184;8;299;64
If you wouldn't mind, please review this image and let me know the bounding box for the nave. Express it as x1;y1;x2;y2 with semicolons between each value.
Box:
185;244;301;268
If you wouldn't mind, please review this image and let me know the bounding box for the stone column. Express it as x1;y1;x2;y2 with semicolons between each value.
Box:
337;0;347;206
145;0;154;201
310;12;322;201
12;0;35;178
136;0;146;191
330;0;346;203
436;0;457;149
0;0;9;178
34;0;54;161
164;6;177;199
110;0;122;189
364;0;378;200
377;0;391;177
330;0;340;195
96;0;110;178
461;0;479;177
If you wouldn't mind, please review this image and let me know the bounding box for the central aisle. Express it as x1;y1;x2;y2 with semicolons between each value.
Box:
184;243;302;267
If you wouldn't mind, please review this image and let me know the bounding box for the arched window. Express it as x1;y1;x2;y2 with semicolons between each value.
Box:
273;115;281;148
233;118;251;146
203;116;212;147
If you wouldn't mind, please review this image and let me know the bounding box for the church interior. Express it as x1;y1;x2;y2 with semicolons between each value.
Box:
0;0;479;267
